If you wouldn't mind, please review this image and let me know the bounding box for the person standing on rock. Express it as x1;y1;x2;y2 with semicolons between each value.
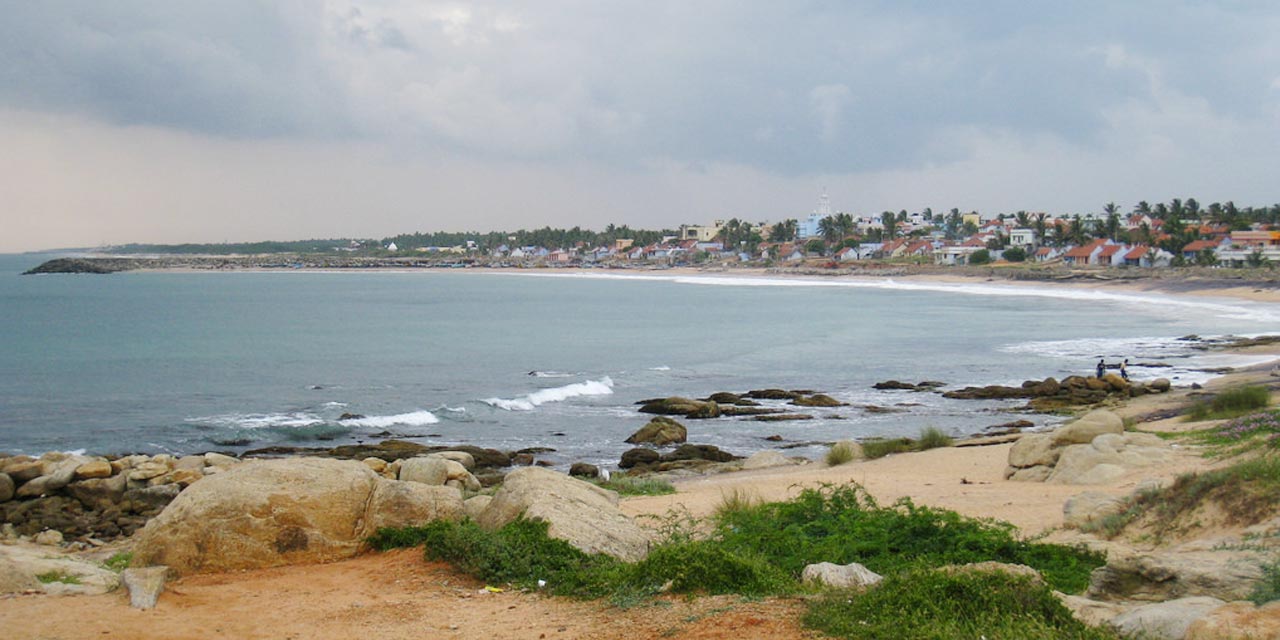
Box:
1120;359;1129;381
1096;359;1106;378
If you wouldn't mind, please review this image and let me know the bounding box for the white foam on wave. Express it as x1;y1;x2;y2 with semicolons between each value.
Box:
530;371;574;378
341;410;440;428
648;365;671;371
322;401;349;408
499;271;1280;323
483;377;615;411
190;412;323;429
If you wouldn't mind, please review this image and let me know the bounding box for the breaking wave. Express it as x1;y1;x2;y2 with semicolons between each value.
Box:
339;410;440;428
483;377;615;411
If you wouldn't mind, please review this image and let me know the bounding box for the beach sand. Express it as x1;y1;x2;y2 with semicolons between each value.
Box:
2;274;1277;639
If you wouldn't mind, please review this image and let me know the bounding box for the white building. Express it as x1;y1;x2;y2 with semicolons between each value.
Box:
797;191;835;239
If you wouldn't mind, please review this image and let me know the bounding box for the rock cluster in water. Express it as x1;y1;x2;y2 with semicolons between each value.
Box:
943;374;1171;411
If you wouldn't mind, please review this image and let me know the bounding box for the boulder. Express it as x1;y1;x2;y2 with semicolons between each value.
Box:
362;457;388;474
435;451;476;470
73;460;113;480
745;389;801;400
399;456;450;486
0;554;38;594
619;448;660;469
661;444;740;463
35;529;64;546
1007;433;1059;469
741;451;794;470
464;495;492;520
637;397;721;419
1088;549;1267;602
1149;378;1172;392
1063;491;1126;529
4;460;45;484
122;566;170;610
363;479;465;532
1051;410;1124;446
872;380;919;390
1047;442;1124;485
1110;597;1225;640
625;417;688;446
1186;600;1280;640
1006;465;1053;482
801;562;882;589
65;474;128;511
0;473;12;503
476;467;650;561
568;462;599;478
122;484;181;513
131;458;460;576
791;394;845;407
705;392;744;405
1056;594;1127;628
203;452;240;468
16;458;83;498
128;461;172;482
175;455;207;472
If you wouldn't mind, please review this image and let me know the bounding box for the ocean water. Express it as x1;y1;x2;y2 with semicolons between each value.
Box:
2;253;1278;468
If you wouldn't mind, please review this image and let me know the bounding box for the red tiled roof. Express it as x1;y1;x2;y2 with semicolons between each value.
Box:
1182;240;1219;252
1124;245;1149;260
1035;247;1053;256
1096;245;1123;258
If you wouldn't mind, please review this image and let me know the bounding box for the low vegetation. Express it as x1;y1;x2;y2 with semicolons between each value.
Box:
1186;408;1280;456
1252;560;1280;605
805;570;1117;640
370;482;1109;635
592;475;676;497
916;426;954;450
102;551;133;572
35;570;81;585
1184;385;1272;422
861;427;955;459
1082;454;1280;541
824;441;858;466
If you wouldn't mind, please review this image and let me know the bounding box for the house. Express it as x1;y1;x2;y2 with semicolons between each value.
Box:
679;221;724;242
834;246;860;262
1033;246;1060;263
1095;244;1124;267
1009;228;1037;248
937;244;984;266
386;242;398;251
1181;239;1222;261
1121;244;1172;268
904;240;935;258
1062;239;1110;266
880;238;909;258
547;250;574;263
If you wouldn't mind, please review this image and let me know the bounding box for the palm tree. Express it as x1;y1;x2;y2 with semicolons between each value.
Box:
1069;216;1086;245
1103;213;1121;241
881;211;899;241
1015;211;1031;228
769;219;797;242
819;216;841;245
1134;201;1151;216
945;209;962;241
1033;214;1048;247
835;212;855;239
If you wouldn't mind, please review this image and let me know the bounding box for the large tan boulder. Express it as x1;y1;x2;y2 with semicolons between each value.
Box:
1111;597;1225;640
1008;433;1059;468
1186;601;1280;640
1063;491;1126;529
364;478;464;532
399;456;450;485
1051;410;1124;446
476;467;651;562
131;458;461;576
625;416;688;446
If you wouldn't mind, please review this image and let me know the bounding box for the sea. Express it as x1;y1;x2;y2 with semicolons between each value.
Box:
3;253;1278;469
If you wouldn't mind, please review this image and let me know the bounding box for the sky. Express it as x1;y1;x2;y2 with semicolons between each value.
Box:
2;1;1278;252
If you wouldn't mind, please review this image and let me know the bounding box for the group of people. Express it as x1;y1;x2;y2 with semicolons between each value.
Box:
1096;358;1130;381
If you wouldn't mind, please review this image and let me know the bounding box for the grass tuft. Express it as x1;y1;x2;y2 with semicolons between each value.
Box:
1251;560;1280;605
861;438;913;459
36;570;82;585
916;426;954;451
825;441;857;466
593;475;676;496
101;551;133;572
1185;385;1272;422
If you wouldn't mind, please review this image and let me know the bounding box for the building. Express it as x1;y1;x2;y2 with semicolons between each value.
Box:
797;191;836;239
679;221;724;242
1009;228;1037;249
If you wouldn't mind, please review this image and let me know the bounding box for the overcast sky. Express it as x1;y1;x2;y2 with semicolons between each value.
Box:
2;1;1278;252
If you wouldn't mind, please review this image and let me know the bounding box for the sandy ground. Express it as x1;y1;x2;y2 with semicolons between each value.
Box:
3;304;1277;639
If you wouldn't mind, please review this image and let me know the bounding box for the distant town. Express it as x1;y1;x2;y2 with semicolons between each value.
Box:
101;195;1280;271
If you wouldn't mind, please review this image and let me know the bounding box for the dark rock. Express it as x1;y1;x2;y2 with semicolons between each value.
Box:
1149;378;1172;392
638;397;722;419
752;414;815;422
337;413;366;421
661;444;740;463
619;448;660;469
625;416;687;446
516;447;556;454
705;392;743;405
873;380;919;390
568;463;599;478
122;484;181;514
512;453;535;466
763;435;784;442
719;406;786;417
942;385;1033;400
324;439;432;461
65;474;127;511
745;389;801;400
0;473;12;503
860;405;907;414
534;460;555;467
791;394;846;407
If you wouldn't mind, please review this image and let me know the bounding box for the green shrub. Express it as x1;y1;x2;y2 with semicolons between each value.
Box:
916;427;954;451
861;437;913;459
804;569;1118;639
102;551;133;572
712;484;1104;593
969;249;992;265
626;540;793;597
1251;559;1280;605
825;441;857;466
1002;246;1028;262
1186;385;1271;421
593;475;676;496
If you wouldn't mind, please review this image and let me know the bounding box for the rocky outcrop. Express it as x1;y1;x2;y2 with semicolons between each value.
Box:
568;462;599;478
625;417;688;446
872;380;945;391
944;375;1170;411
131;458;463;575
740;451;799;470
637;397;722;419
744;389;801;400
1062;491;1126;529
791;394;846;407
1186;601;1280;639
619;448;660;469
1110;597;1226;640
475;467;651;561
801;562;882;589
1087;548;1268;603
1004;410;1175;484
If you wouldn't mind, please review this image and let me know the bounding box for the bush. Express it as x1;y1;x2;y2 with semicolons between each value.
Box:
1003;246;1028;262
1186;385;1271;421
917;427;953;450
1252;559;1280;605
969;249;991;265
804;569;1118;639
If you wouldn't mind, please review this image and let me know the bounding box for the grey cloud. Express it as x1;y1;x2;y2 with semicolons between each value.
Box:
0;1;1276;175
